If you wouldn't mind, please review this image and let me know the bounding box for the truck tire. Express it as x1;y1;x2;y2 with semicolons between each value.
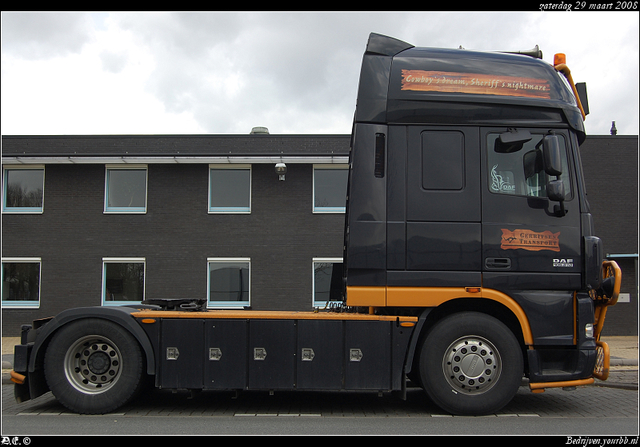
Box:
418;312;523;415
44;318;145;414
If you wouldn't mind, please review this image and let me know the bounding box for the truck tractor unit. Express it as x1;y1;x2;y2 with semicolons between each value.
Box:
10;33;620;416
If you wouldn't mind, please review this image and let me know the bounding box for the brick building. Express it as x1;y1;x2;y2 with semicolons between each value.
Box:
579;135;638;336
2;132;637;335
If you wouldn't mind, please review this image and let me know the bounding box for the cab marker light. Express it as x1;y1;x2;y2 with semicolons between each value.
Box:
585;323;594;339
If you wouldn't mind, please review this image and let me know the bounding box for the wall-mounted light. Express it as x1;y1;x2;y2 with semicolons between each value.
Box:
275;163;287;181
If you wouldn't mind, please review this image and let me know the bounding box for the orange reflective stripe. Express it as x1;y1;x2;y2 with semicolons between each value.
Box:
132;309;417;323
529;378;594;392
345;286;386;307
348;286;534;345
480;288;533;346
10;371;26;385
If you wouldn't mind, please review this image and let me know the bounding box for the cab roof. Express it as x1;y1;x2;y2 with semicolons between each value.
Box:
355;33;585;138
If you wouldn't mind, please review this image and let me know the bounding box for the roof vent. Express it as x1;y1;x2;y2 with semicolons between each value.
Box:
250;126;269;135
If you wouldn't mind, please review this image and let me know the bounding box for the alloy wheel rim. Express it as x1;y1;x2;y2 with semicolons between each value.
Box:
442;335;502;395
63;335;123;394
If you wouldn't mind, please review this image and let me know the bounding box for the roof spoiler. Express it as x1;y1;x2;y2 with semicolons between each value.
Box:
365;33;414;57
367;33;543;60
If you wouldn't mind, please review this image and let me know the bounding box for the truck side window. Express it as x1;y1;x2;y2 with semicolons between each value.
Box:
487;133;571;200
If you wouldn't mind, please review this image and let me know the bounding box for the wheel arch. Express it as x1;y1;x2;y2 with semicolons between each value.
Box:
406;294;533;376
423;297;530;347
29;307;155;376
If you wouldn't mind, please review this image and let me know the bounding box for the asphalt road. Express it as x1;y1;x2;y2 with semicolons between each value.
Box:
2;373;638;436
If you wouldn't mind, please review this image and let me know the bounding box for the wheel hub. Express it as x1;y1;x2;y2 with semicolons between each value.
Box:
65;337;122;393
443;336;502;394
87;351;110;375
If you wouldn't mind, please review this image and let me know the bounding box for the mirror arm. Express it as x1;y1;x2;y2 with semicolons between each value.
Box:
554;200;567;217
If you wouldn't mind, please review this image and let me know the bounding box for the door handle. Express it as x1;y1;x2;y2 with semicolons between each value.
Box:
485;257;511;270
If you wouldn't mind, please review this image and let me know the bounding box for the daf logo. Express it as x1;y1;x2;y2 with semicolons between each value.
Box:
553;258;574;268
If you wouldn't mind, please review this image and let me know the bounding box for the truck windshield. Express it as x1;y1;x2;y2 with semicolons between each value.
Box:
487;132;572;200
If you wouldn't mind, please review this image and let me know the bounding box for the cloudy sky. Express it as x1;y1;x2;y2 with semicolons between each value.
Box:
1;11;638;137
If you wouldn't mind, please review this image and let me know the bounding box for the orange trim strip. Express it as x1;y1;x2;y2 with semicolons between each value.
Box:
131;309;418;323
347;286;534;345
10;370;26;385
346;286;386;307
529;378;594;392
479;289;533;345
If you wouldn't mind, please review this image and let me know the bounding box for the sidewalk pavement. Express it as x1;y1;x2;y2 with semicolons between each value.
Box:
2;336;637;388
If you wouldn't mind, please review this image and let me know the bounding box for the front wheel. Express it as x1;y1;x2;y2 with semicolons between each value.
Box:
44;318;145;414
419;312;524;415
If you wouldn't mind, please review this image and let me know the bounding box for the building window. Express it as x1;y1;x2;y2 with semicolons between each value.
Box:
2;258;41;308
312;258;343;308
207;258;250;308
313;165;348;213
102;258;145;305
209;165;251;213
2;166;45;213
104;166;147;213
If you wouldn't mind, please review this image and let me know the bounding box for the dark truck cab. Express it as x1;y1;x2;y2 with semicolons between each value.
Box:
11;33;620;416
344;33;620;406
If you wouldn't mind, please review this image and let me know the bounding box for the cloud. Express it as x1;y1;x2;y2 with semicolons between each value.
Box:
104;12;370;133
99;49;129;74
1;11;638;136
2;12;94;59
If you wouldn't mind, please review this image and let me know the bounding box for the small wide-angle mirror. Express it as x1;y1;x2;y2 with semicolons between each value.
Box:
495;128;532;153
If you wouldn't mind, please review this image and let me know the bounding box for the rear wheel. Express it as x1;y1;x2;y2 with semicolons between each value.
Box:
419;312;523;415
44;318;145;414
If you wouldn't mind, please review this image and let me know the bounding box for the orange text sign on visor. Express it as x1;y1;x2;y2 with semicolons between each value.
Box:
401;70;551;99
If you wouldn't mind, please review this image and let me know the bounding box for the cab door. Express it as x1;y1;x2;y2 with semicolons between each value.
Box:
388;126;482;288
481;128;582;292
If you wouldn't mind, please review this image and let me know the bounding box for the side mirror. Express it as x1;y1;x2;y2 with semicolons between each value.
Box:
542;135;562;176
576;82;589;116
547;179;565;202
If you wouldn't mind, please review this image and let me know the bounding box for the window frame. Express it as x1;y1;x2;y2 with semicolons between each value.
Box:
208;164;252;214
2;165;45;214
104;165;148;214
486;131;573;201
1;257;42;308
206;257;251;309
312;164;349;214
101;257;146;306
312;257;343;308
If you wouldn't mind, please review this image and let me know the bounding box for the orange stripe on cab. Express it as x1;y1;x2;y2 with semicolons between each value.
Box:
346;285;533;345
